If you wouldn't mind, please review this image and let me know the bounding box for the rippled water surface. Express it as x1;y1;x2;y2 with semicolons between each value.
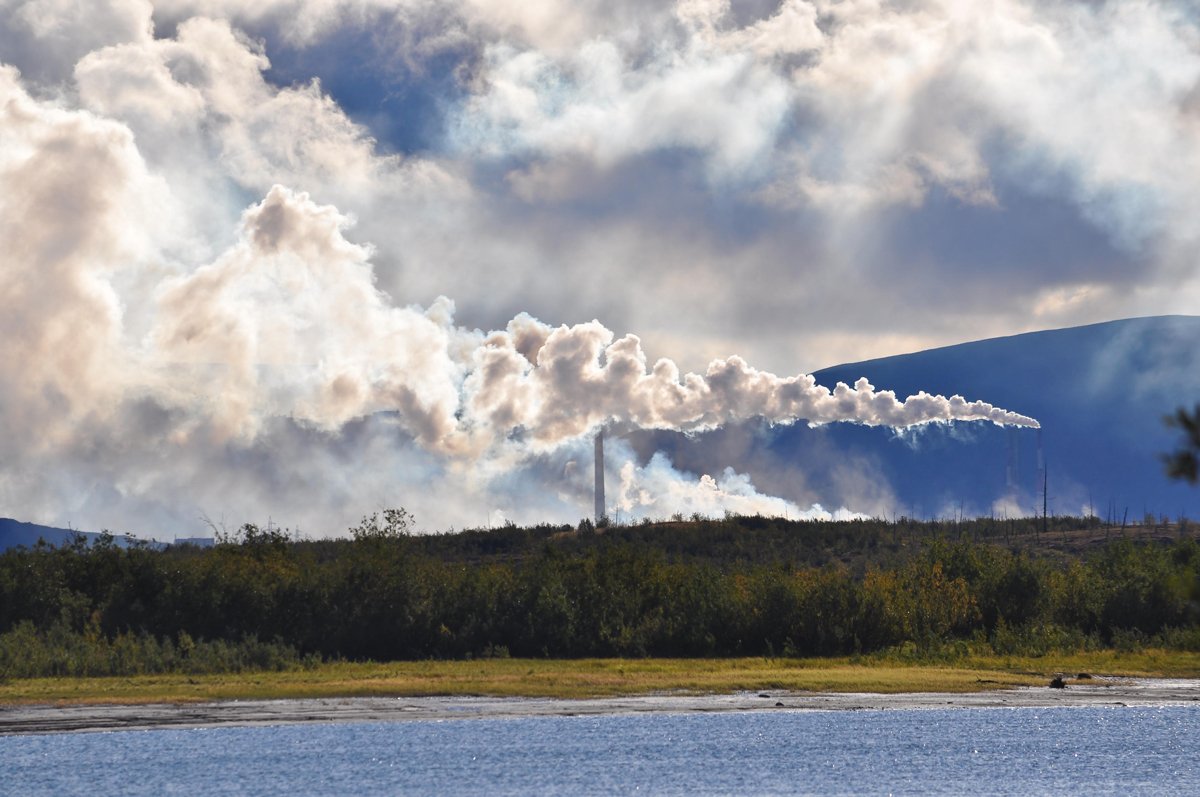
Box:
5;706;1199;795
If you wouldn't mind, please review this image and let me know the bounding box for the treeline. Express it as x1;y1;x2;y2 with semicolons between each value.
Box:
404;512;1112;565
0;515;1198;677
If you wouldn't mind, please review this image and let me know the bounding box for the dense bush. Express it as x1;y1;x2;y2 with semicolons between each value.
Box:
0;517;1197;675
0;620;310;678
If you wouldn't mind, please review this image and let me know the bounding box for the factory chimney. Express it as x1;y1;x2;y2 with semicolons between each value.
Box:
594;429;606;525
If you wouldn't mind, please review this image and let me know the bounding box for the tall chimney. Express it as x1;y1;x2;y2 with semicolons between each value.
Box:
594;429;605;525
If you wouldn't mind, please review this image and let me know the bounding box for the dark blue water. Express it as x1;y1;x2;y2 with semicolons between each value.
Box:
4;706;1198;795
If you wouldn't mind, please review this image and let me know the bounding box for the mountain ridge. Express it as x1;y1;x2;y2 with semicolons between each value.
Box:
818;314;1198;377
803;314;1200;519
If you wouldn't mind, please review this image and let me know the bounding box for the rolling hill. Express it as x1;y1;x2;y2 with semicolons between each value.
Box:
807;315;1200;519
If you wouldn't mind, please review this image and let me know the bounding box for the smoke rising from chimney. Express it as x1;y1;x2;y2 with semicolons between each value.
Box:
0;72;1040;533
152;187;1038;460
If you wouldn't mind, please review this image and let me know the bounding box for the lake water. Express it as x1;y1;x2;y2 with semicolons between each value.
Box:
4;706;1198;795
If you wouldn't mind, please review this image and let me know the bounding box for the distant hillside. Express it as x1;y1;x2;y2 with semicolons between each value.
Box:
0;518;93;551
812;315;1200;518
636;316;1200;521
0;518;171;552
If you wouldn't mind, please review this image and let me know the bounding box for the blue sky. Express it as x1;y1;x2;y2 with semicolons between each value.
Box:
0;0;1196;535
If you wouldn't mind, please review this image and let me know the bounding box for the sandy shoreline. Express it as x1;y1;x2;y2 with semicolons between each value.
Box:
2;678;1198;735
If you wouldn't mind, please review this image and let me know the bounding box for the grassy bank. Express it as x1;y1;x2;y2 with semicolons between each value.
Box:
3;651;1197;706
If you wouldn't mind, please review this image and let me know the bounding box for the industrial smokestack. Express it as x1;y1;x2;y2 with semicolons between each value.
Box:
594;429;605;525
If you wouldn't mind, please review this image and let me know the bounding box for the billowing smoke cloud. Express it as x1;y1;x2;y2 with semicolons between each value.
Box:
0;127;1035;532
151;186;1037;452
468;315;1038;447
616;452;866;522
10;0;1150;536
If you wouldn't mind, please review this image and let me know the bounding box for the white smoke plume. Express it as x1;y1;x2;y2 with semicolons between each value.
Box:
466;313;1039;451
616;453;866;522
152;185;1038;456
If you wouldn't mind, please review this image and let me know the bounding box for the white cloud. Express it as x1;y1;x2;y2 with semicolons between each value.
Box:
0;66;177;447
74;17;405;196
0;0;153;83
452;38;792;181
